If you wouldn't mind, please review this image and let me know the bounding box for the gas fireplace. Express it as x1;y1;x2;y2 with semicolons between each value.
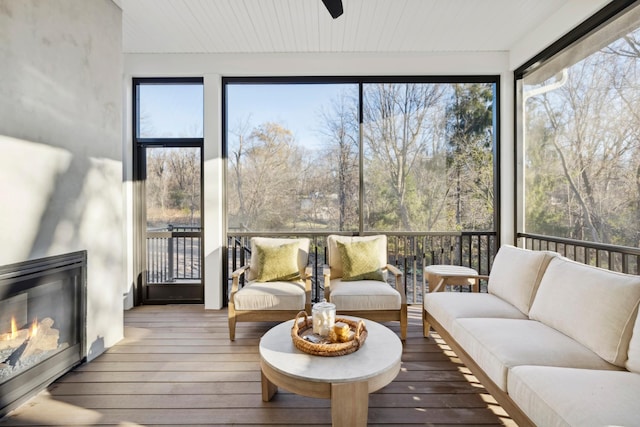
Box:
0;252;86;417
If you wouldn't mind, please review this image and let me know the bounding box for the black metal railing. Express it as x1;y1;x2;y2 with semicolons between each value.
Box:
147;225;201;283
517;232;640;275
226;231;498;305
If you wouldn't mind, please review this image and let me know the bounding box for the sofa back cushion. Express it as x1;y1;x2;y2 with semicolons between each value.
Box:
488;245;556;315
626;309;640;373
529;256;640;367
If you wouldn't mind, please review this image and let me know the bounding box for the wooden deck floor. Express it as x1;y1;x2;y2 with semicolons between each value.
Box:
1;305;516;426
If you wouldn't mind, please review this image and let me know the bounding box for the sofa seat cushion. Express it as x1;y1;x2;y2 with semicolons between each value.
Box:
233;280;306;311
509;366;640;427
452;318;620;391
529;256;640;367
424;292;527;332
329;279;400;311
487;245;557;315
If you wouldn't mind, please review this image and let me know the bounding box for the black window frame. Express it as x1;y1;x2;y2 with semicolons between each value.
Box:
132;77;205;305
222;75;501;236
514;0;640;244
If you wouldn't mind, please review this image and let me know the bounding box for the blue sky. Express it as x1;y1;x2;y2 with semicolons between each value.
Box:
138;84;204;138
139;82;355;148
227;83;356;149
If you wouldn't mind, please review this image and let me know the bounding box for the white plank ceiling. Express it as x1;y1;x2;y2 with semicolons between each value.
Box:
119;0;582;54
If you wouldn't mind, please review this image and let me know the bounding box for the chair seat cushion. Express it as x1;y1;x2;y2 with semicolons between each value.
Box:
329;279;401;311
508;366;640;427
424;292;528;332
452;318;620;391
233;280;306;311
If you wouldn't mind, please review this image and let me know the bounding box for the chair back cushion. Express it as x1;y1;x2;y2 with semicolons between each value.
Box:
327;235;387;280
488;245;556;315
248;237;310;282
529;256;640;367
336;239;385;281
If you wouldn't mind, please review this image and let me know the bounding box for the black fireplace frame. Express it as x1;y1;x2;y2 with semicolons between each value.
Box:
0;251;87;417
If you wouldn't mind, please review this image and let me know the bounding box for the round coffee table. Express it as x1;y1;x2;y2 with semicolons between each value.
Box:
259;316;402;427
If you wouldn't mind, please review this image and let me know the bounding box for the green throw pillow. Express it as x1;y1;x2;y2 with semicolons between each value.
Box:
337;239;384;282
254;242;301;282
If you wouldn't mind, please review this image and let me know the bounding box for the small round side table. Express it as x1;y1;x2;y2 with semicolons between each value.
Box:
425;265;480;293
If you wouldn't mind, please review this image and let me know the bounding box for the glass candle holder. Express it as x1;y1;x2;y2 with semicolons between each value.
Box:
312;299;335;337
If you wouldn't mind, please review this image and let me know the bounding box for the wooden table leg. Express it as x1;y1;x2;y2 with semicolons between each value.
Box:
261;370;277;402
331;381;368;427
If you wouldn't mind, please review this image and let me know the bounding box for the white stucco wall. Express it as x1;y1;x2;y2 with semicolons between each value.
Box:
123;51;514;309
0;0;124;361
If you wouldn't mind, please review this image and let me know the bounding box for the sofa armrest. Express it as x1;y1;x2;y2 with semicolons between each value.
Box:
430;273;490;293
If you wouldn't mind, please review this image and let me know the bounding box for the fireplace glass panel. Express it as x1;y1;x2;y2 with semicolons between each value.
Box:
1;278;79;383
0;252;85;417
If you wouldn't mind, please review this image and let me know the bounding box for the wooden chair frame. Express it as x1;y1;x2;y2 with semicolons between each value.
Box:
323;263;407;340
228;264;312;341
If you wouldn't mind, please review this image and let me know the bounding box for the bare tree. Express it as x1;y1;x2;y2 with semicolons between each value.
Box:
146;148;169;214
363;83;445;230
446;83;494;230
318;91;359;230
228;121;305;230
167;148;201;225
228;117;253;229
527;48;640;244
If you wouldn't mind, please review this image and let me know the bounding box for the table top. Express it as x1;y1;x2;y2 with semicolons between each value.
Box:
259;316;402;384
424;265;478;276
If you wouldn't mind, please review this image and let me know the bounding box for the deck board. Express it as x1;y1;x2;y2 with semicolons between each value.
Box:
0;305;516;426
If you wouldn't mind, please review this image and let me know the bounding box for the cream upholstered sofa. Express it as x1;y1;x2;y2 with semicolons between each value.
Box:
423;245;640;427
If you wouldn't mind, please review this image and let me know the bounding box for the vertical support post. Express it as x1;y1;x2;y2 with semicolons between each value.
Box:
167;224;175;282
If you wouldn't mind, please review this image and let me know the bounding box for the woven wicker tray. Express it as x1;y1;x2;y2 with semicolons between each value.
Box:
291;311;367;357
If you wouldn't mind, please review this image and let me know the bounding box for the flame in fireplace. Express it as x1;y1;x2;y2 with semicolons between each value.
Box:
30;318;38;338
11;316;17;339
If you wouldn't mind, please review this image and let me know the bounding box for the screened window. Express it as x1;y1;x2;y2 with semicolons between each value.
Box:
362;82;495;232
518;4;640;247
225;78;498;233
